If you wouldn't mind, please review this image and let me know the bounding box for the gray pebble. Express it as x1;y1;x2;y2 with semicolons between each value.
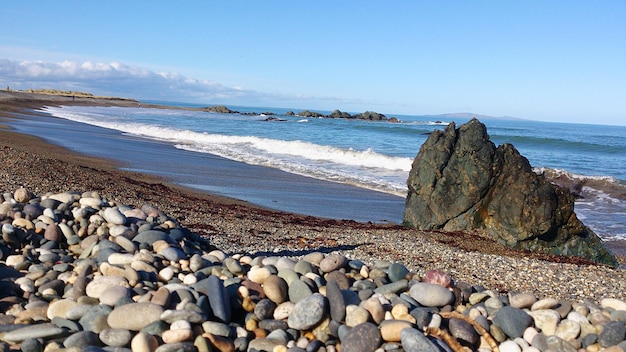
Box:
288;293;327;330
599;321;626;347
409;282;454;307
400;328;439;352
341;322;381;352
493;306;533;339
63;331;100;348
387;263;409;282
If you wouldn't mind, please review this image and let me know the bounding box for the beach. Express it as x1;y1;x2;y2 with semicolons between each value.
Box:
2;91;626;351
1;90;624;301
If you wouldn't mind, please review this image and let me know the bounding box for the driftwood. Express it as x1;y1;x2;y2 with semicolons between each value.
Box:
440;311;500;352
424;327;467;352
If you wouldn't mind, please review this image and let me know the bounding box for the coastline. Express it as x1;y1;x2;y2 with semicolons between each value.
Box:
1;90;625;303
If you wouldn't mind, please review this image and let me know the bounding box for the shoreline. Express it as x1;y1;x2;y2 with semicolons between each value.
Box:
1;90;625;303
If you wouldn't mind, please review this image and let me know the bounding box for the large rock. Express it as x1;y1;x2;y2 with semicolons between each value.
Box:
403;118;617;266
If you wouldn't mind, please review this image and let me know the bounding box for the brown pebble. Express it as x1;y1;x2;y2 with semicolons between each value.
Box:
203;333;235;352
242;296;255;312
253;328;268;338
151;286;171;307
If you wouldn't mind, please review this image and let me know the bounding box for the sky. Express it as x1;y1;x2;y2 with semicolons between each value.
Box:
0;1;625;125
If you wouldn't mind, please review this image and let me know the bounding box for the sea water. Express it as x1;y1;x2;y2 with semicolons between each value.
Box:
40;104;626;241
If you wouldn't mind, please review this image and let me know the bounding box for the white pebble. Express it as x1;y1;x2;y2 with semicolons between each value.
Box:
499;340;522;352
600;298;626;312
159;267;175;282
523;327;539;345
428;313;442;329
182;273;197;285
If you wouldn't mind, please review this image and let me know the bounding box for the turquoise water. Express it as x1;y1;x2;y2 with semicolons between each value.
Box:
40;104;626;240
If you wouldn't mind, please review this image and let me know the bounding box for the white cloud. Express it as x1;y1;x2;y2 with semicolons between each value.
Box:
0;58;381;113
0;58;272;104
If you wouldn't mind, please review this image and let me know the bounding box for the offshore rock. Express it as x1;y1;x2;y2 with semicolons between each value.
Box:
403;118;618;266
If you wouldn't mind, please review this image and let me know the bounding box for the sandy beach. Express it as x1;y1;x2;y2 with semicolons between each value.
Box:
1;90;625;303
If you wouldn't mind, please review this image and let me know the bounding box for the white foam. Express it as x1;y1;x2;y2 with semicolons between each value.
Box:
534;167;621;184
42;105;412;196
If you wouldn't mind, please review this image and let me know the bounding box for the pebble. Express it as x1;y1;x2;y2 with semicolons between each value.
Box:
0;187;625;352
99;285;131;306
248;267;272;284
196;275;231;323
102;207;126;225
63;330;99;348
509;292;537;309
326;280;346;322
600;321;626;347
379;320;412;342
448;317;479;346
499;340;522;352
288;293;326;330
400;327;439;352
288;278;313;303
408;282;454;307
47;299;79;320
107;302;164;331
86;275;129;298
531;298;560;311
346;305;370;327
99;328;133;347
494;306;534;339
556;319;581;341
131;332;159;352
362;296;385;324
529;309;561;336
341;322;381;352
387;262;409;282
319;253;348;273
602;298;626;312
263;275;288;304
1;323;67;343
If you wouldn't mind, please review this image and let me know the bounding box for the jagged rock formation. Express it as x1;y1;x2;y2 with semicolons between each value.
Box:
403;118;618;266
297;109;398;122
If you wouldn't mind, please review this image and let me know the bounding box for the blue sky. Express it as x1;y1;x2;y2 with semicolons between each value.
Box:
1;1;624;125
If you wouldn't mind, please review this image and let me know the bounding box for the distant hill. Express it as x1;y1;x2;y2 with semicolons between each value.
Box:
22;89;136;101
432;112;525;121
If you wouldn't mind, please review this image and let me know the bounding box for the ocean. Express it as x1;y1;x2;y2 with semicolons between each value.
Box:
14;103;626;242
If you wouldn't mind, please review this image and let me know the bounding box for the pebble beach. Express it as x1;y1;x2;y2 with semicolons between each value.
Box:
1;91;626;352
